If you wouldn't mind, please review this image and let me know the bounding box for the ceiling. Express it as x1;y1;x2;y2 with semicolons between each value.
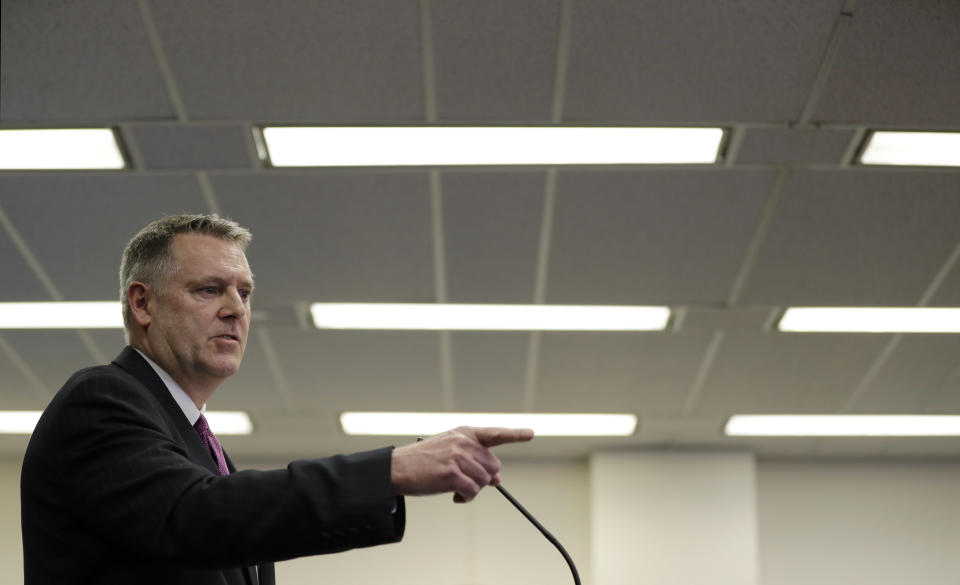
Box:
1;0;958;461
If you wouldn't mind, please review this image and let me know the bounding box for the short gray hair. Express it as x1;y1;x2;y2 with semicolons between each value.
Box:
119;214;252;330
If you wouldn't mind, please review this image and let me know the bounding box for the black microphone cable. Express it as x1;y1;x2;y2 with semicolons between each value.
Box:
415;436;581;585
495;483;581;585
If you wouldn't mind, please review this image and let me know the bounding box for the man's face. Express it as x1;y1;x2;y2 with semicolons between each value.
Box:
146;233;254;391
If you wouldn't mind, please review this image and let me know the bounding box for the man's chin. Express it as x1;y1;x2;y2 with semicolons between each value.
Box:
203;356;242;379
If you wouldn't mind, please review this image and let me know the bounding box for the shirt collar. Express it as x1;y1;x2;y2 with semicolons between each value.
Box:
133;348;205;425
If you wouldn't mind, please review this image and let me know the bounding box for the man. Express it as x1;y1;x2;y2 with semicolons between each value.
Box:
21;214;533;584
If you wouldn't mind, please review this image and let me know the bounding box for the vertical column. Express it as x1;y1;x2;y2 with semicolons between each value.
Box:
591;452;758;585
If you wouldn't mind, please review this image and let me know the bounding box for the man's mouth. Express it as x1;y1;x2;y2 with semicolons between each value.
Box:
215;334;240;342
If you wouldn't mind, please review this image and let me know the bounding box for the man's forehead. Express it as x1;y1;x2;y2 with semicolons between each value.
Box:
172;232;245;255
171;233;253;276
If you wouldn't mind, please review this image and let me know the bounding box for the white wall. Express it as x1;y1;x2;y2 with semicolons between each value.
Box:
591;452;758;585
274;459;590;585
5;456;959;584
757;460;960;585
0;459;23;581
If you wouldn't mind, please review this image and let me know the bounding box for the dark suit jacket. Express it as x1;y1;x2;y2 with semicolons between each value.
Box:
21;347;404;584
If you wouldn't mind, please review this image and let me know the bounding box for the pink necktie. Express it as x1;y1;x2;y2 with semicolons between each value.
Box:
194;414;230;476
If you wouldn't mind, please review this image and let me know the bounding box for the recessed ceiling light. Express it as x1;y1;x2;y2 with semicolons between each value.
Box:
0;129;126;170
0;411;43;434
261;126;724;166
340;412;638;437
205;411;254;435
0;302;123;329
0;410;253;435
859;131;960;167
725;415;960;436
310;303;671;331
778;307;960;333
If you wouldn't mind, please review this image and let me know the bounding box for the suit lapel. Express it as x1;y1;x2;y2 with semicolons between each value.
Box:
112;347;224;477
113;347;264;582
257;563;275;585
243;564;259;585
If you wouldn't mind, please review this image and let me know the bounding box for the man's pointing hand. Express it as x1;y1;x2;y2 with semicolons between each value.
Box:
390;426;534;503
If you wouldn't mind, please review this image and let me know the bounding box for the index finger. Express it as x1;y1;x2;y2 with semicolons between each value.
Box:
470;427;535;447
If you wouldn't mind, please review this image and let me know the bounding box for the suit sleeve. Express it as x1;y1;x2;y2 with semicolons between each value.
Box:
51;368;404;568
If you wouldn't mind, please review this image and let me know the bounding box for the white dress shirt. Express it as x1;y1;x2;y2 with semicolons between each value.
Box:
133;348;204;425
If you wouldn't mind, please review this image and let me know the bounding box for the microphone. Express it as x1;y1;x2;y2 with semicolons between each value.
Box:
415;436;580;584
495;483;581;585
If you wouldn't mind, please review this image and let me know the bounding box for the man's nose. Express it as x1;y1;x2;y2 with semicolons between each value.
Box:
219;289;247;319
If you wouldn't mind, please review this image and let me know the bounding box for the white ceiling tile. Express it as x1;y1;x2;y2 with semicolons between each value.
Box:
0;0;956;459
268;329;443;412
535;332;715;415
814;0;960;125
638;416;726;442
812;438;902;457
563;0;843;122
149;1;426;121
432;0;558;121
882;438;960;457
86;331;127;357
0;225;48;301
213;172;435;304
694;332;893;415
0;436;31;457
212;329;293;411
131;124;253;170
921;363;960;413
736;128;855;165
930;263;960;306
442;171;544;303
0;331;95;401
0;0;173;121
0;337;48;410
730;437;823;457
853;335;960;413
740;170;960;305
547;169;772;304
0;175;207;300
451;332;529;412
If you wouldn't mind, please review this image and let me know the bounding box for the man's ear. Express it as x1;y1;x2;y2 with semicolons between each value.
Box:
127;282;153;328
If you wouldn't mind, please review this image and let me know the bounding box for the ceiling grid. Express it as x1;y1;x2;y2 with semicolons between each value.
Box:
254;328;296;414
116;124;147;171
139;0;300;410
522;0;574;413
676;163;788;417
0;202;108;364
136;0;189;122
420;0;456;411
1;0;958;458
796;5;855;126
839;237;960;414
0;332;49;401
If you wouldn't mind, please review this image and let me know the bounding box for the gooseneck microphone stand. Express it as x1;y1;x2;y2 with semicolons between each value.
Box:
416;437;581;584
495;483;581;585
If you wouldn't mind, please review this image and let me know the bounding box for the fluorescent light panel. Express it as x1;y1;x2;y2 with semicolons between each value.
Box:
725;415;960;437
0;129;126;170
0;302;123;329
262;126;724;166
311;303;671;331
0;410;253;435
859;131;960;167
205;411;254;435
778;307;960;333
340;412;638;437
0;411;43;434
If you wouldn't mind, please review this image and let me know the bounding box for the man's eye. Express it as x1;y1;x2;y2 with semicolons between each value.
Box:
201;287;218;294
